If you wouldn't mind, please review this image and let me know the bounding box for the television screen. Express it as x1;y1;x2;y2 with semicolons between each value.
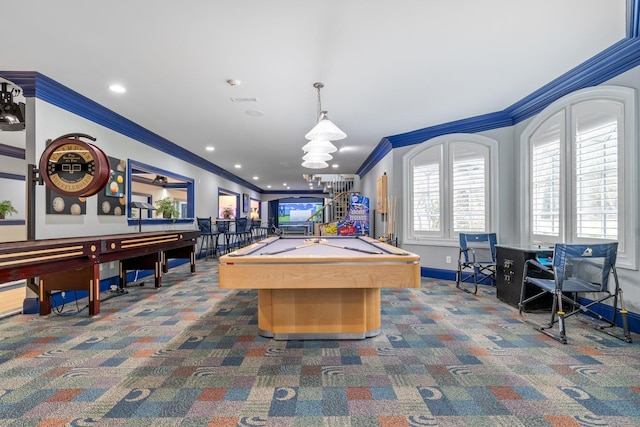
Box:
278;202;323;224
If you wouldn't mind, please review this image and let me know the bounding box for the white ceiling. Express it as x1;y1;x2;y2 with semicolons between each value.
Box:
1;0;627;191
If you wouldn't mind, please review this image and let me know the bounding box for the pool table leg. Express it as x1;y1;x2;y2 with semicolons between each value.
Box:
256;287;381;340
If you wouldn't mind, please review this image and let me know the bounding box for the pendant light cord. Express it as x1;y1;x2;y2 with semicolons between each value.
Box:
313;82;324;122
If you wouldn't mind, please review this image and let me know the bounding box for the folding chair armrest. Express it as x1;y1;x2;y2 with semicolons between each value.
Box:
468;248;477;263
523;258;552;279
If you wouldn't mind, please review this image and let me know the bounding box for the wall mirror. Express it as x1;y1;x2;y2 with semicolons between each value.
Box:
127;160;194;225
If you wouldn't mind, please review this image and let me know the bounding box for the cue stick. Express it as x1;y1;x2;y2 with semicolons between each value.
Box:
227;240;270;257
364;242;409;255
368;239;411;256
260;243;315;255
321;242;383;255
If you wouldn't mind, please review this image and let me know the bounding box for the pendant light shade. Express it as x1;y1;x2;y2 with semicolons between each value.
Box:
305;111;347;141
301;159;329;169
302;152;333;162
302;139;337;154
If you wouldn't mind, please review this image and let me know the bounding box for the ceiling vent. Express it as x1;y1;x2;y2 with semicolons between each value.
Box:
229;97;258;103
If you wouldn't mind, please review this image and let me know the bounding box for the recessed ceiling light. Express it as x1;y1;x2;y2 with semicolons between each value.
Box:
109;84;126;93
332;164;339;168
205;146;215;152
283;183;287;186
234;164;241;169
252;176;259;180
267;185;272;189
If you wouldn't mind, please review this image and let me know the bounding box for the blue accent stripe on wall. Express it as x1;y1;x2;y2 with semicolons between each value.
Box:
0;172;25;181
0;144;25;160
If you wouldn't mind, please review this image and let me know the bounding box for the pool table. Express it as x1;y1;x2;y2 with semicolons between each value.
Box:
218;236;421;340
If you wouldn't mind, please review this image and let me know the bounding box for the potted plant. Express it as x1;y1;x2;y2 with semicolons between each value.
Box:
154;197;180;220
0;200;18;220
221;206;234;219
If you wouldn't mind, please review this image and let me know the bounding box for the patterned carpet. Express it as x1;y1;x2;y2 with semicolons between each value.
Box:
0;259;638;427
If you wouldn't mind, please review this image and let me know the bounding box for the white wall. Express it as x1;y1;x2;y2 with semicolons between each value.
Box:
28;99;266;239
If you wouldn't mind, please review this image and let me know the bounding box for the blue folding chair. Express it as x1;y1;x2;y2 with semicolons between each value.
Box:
519;242;631;344
456;233;497;294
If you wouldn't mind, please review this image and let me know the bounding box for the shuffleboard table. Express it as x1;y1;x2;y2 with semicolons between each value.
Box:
0;230;199;315
218;235;421;340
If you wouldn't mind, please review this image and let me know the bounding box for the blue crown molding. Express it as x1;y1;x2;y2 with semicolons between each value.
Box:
0;72;263;194
389;111;513;148
630;0;640;37
505;38;640;121
356;138;393;178
357;111;512;177
0;143;25;160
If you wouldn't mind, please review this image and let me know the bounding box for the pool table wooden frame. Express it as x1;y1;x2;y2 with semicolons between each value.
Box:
218;236;420;340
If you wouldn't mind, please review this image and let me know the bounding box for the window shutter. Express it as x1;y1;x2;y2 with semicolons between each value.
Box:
452;157;485;232
413;163;440;232
531;140;561;237
575;122;618;239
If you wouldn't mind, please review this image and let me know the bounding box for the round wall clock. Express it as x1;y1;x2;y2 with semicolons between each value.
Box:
39;136;111;197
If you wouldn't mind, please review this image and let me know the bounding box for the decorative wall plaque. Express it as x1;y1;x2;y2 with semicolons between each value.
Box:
39;134;110;197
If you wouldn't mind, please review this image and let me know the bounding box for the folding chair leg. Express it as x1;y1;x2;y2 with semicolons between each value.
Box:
621;309;631;343
556;292;567;344
592;289;633;343
618;289;632;343
555;311;567;344
520;289;568;344
456;266;478;294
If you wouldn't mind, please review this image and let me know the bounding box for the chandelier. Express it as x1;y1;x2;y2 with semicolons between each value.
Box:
302;82;346;169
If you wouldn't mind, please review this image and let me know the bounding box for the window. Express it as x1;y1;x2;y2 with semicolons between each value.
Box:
404;134;497;243
522;86;636;269
530;111;563;238
127;160;194;223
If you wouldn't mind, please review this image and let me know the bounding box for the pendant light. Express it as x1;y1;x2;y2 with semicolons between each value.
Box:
302;82;346;169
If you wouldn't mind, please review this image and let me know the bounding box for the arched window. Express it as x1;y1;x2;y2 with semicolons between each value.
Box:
521;86;637;269
404;133;498;244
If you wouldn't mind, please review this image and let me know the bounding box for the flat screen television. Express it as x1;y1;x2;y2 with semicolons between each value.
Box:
278;201;323;224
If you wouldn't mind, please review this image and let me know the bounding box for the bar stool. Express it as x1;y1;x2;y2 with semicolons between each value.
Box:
196;217;220;258
216;219;230;254
225;217;247;250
